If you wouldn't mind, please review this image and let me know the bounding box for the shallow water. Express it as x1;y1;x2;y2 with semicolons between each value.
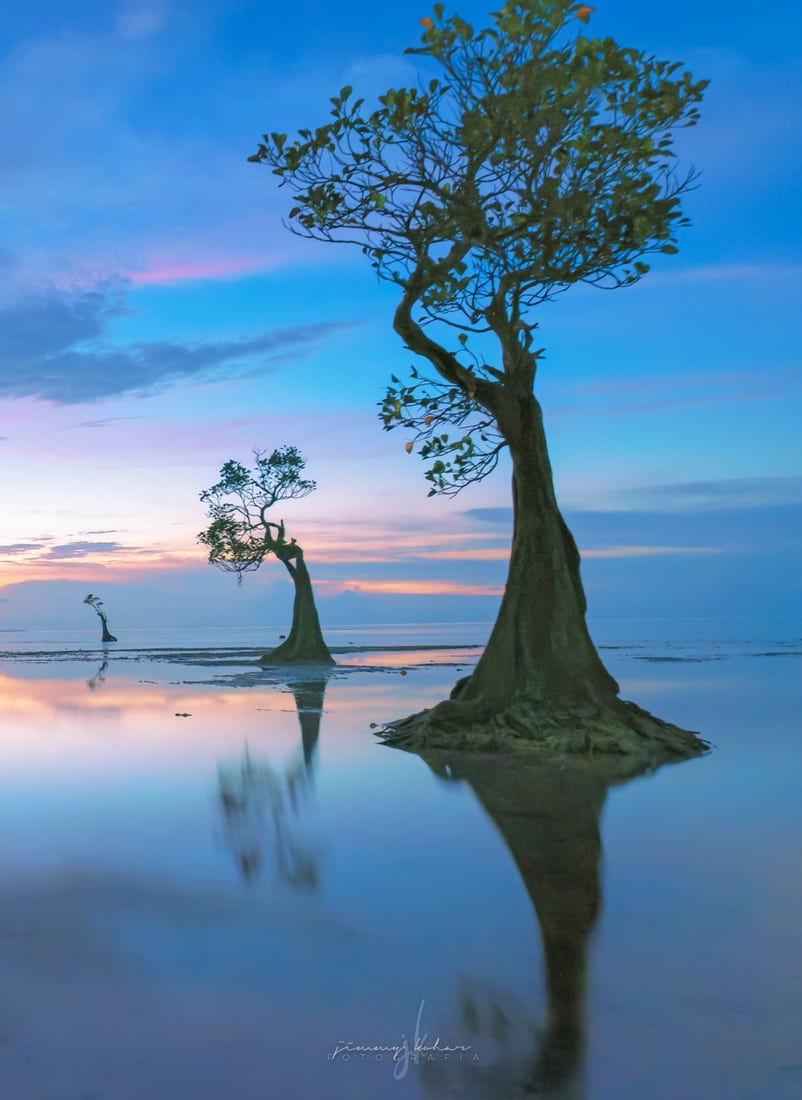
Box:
0;621;799;1099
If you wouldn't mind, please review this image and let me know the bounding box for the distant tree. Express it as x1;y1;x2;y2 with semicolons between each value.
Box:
83;593;117;643
247;0;708;758
198;447;333;665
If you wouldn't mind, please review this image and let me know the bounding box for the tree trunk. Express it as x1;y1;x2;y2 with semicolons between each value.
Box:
261;552;334;666
382;390;707;761
98;613;117;643
455;390;616;708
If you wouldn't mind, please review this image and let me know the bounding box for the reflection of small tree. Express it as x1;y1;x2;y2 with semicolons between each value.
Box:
218;678;327;887
83;594;117;643
218;743;320;889
86;656;109;691
199;448;333;666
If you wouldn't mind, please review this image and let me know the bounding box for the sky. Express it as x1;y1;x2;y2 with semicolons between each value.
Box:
0;0;800;633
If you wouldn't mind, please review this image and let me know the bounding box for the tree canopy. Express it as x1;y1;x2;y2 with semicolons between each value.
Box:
199;447;316;583
199;448;333;666
249;0;707;494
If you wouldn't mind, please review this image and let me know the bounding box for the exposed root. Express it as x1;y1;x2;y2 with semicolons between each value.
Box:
260;648;335;667
377;693;708;764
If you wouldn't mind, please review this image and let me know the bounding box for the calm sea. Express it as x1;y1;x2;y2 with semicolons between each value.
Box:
0;617;798;1099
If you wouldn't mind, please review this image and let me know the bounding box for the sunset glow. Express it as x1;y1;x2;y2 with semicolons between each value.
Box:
0;0;796;629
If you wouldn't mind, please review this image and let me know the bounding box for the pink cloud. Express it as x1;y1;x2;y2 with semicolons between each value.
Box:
414;548;509;561
309;535;509;565
128;257;268;286
581;545;722;558
317;579;505;597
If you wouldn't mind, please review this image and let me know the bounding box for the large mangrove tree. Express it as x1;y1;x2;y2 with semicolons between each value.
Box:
247;1;709;758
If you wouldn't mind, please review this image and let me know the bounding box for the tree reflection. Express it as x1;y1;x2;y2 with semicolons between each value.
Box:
217;677;328;889
86;654;110;691
412;750;658;1099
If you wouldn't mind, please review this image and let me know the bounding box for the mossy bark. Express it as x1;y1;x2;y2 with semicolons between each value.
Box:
382;390;707;762
260;552;333;666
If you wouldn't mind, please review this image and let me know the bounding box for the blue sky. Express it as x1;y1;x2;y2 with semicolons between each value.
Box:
0;0;800;632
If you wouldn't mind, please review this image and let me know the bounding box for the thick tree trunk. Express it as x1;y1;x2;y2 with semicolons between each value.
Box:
382;390;707;761
261;552;333;666
454;390;616;709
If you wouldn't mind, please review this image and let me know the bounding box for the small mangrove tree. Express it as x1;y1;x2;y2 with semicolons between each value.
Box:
198;447;333;665
83;593;118;643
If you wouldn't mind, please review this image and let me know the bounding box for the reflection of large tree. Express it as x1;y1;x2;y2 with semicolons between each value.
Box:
412;750;654;1099
218;677;328;887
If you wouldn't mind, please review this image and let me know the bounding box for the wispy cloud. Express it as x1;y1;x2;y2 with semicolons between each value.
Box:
413;548;509;561
116;2;169;41
317;579;505;597
581;545;721;558
309;537;720;568
554;367;792;400
546;364;801;418
340;53;420;105
0;542;203;586
618;476;802;511
674;49;802;194
71;416;147;430
0;278;360;403
305;527;509;565
42;541;125;560
127;258;270;286
460;508;513;526
0;542;48;556
630;262;802;289
0;16;316;290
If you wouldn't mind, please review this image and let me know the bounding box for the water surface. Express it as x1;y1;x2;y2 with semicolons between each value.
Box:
0;621;799;1099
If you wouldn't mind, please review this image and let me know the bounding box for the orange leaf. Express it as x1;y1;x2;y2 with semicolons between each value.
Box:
405;442;414;453
419;16;434;28
424;415;434;425
575;5;594;22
